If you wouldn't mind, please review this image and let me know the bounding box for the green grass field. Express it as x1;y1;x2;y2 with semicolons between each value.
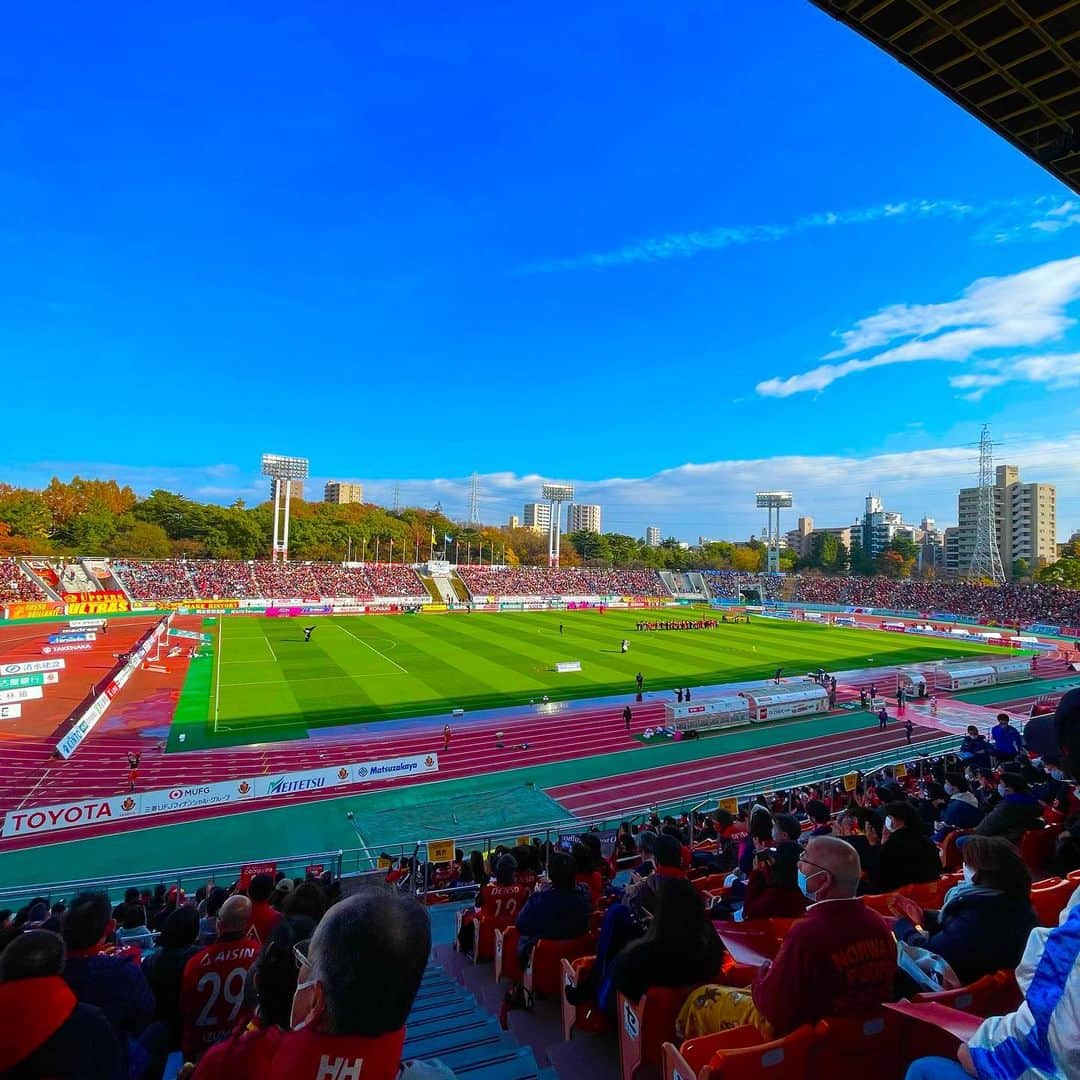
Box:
166;609;1016;751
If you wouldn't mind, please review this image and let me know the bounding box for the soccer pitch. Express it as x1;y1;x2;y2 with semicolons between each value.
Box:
169;609;1016;749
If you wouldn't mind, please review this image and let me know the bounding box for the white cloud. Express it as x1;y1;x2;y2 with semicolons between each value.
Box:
757;257;1080;398
11;438;1080;542
520;196;1070;274
948;352;1080;401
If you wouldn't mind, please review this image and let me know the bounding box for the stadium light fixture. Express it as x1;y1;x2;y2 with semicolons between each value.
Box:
262;453;310;562
541;483;574;568
755;491;793;575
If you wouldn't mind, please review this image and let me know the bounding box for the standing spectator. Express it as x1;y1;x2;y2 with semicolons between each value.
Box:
61;891;164;1080
192;890;455;1079
0;929;123;1080
247;874;281;944
868;802;942;893
990;713;1024;764
959;725;992;769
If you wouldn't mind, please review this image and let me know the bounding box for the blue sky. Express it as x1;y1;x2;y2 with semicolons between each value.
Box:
3;1;1079;540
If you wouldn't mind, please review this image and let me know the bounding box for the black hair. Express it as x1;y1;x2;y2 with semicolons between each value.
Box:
61;892;112;951
0;929;65;981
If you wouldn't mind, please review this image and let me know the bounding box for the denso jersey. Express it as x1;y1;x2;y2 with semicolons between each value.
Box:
478;883;530;924
180;937;259;1059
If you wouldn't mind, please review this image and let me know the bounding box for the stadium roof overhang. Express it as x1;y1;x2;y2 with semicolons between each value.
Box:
809;1;1080;196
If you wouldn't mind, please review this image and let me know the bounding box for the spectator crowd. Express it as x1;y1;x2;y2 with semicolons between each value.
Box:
458;566;666;598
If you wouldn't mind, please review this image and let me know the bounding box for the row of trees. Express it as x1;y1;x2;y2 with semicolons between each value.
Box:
0;477;1076;583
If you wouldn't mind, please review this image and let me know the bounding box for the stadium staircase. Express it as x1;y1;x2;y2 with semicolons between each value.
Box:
429;571;460;604
20;557;64;600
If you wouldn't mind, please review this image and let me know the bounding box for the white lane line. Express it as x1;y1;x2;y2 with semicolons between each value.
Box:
335;623;408;674
15;768;51;810
213;616;223;731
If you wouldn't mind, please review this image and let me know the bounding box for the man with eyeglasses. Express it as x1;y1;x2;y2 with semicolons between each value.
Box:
192;889;455;1079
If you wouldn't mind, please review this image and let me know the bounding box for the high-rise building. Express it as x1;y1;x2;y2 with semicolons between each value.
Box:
566;503;602;534
859;495;914;558
955;465;1057;577
323;481;363;504
523;502;551;533
785;516;815;560
917;516;945;575
507;514;520;529
645;526;661;548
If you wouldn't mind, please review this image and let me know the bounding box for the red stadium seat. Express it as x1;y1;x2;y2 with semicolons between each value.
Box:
939;830;971;871
523;934;593;997
493;927;521;984
913;970;1020;1017
662;1023;819;1080
618;985;702;1080
1030;877;1074;926
1019;824;1062;872
561;956;610;1040
811;1011;906;1080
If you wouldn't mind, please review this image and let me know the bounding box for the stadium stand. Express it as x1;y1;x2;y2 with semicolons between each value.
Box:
0;556;48;602
458;567;667;598
111;560;196;602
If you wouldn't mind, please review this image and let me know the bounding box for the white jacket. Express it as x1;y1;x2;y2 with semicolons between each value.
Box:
968;883;1080;1079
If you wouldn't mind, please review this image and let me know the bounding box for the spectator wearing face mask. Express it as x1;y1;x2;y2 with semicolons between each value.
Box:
891;836;1036;985
931;773;985;843
867;802;942;894
973;772;1043;845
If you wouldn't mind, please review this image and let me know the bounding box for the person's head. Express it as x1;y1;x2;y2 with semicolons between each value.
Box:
511;845;535;873
571;843;593;875
653;834;683;870
646;878;709;945
978;768;996;788
835;811;860;837
637;831;657;857
966;725;979;738
580;833;603;868
248;874;275;903
205;886;228;919
493;855;518;886
862;810;884;845
1053;687;1080;780
62;892;112;952
961;836;1032;899
123;887;140;906
217;895;252;936
713;808;733;831
121;904;147;930
996;713;1011;727
749;807;773;843
882;800;922;837
0;929;65;981
252;919;301;1028
547;851;575;890
998;772;1029;798
772;813;801;843
765;841;801;889
159;905;199;949
291;889;431;1036
805;800;830;826
944;772;969;795
798;836;862;902
283;883;327;925
468;851;486;883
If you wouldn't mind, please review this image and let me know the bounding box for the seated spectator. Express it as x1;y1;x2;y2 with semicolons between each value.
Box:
61;890;165;1080
868;801;942;893
608;878;724;1007
246;920;302;1030
115;904;154;952
804;799;833;838
771;813;802;845
635;831;658;876
904;687;1080;1080
180;895;257;1061
973;771;1043;845
192;890;454;1079
891;835;1037;985
515;851;591;967
457;854;529;953
0;929;123;1080
973;768;1001;812
198;888;228;946
932;772;984;843
247;874;282;944
142;905;201;1051
623;835;686;921
742;841;808;920
677;837;895;1039
958;725;992;769
281;882;328;940
572;842;604;906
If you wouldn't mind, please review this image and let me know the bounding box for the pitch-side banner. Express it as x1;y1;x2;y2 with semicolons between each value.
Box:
2;752;441;837
1;658;65;677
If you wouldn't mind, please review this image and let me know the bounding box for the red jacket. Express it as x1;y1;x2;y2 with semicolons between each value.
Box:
249;900;282;944
751;897;895;1035
193;1023;406;1080
742;869;808;921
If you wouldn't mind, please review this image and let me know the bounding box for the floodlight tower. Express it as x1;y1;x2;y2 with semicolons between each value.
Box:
755;491;793;575
542;483;574;568
262;453;309;563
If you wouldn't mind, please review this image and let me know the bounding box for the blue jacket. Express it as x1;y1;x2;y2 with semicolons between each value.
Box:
515;886;591;944
959;734;992;765
894;885;1037;985
991;724;1024;756
974;792;1043;845
937;791;984;834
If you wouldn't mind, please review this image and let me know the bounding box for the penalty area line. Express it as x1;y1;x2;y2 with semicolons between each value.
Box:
335;623;409;674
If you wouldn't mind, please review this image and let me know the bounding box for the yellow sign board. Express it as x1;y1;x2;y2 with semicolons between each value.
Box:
843;772;859;792
427;839;456;863
515;835;532;847
377;855;392;869
717;796;739;816
894;764;907;779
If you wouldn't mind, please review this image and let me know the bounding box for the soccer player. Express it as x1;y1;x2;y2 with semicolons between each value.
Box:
127;752;140;792
636;671;644;692
623;704;632;731
775;667;783;685
443;724;452;752
559;623;564;634
303;625;315;642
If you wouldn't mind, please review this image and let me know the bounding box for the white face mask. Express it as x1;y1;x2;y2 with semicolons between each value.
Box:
1049;768;1066;782
962;865;976;885
290;976;318;1030
884;816;897;833
998;784;1008;798
944;784;955;796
